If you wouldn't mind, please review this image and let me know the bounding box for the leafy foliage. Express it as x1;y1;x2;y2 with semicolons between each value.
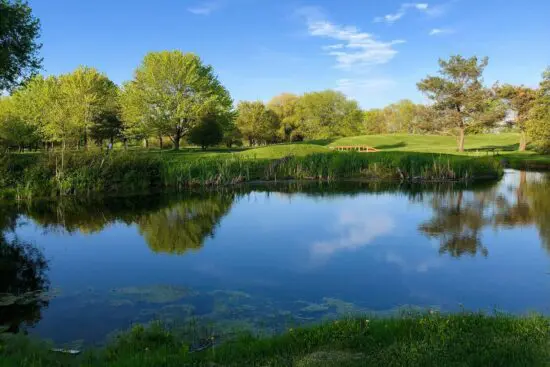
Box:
188;115;223;149
0;0;42;91
120;51;232;150
417;56;504;151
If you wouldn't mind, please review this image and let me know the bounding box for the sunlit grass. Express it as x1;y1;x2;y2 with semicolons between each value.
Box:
2;313;549;366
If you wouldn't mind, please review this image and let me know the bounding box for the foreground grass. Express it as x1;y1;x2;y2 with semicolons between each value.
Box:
0;151;502;198
2;314;550;366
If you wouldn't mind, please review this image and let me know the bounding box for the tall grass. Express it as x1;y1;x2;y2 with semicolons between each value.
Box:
0;151;502;199
1;313;549;366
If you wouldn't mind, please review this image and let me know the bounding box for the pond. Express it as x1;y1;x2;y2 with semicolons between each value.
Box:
1;169;550;346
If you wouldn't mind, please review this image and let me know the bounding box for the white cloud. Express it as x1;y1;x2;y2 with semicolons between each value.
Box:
299;10;405;69
188;2;220;15
429;28;454;36
310;211;395;262
374;3;430;24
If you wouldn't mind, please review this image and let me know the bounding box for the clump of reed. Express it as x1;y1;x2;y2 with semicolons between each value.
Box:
0;151;502;199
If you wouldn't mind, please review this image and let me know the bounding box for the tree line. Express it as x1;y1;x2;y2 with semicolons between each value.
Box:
0;0;549;153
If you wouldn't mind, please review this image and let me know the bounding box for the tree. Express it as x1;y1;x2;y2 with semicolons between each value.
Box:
235;101;280;145
0;0;42;92
495;84;538;151
268;93;302;142
295;90;363;140
90;109;123;146
120;51;232;150
417;56;501;152
188;115;223;150
0;96;39;151
527;68;550;153
363;109;387;134
57;67;118;148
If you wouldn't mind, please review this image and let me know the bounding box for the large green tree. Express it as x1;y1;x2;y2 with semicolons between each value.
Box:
295;90;363;140
57;67;118;148
495;84;538;151
121;51;232;150
267;93;302;142
417;56;502;152
0;0;42;91
235;101;280;146
527;68;550;153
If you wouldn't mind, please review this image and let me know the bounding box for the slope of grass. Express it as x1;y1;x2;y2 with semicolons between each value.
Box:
330;133;522;153
237;144;330;159
2;314;549;366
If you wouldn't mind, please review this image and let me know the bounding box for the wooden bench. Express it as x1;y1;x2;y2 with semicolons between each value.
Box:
330;145;380;153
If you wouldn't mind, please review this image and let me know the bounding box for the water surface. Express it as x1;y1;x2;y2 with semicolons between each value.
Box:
1;170;549;345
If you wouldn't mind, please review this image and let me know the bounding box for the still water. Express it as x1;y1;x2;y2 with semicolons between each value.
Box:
1;170;550;345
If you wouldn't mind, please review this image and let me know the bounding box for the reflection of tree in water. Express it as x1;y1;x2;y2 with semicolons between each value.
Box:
137;193;235;254
419;191;490;257
22;195;180;234
0;233;49;333
419;171;550;257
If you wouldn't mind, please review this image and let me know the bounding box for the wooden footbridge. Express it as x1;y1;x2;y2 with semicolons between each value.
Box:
330;145;380;153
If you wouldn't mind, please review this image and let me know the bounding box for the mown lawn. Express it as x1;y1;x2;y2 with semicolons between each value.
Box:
2;313;550;366
157;133;550;167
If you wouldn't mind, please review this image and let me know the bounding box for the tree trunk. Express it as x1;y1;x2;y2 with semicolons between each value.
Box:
172;130;182;150
519;131;527;152
173;138;180;150
124;139;128;151
143;139;149;149
457;128;465;152
158;135;163;150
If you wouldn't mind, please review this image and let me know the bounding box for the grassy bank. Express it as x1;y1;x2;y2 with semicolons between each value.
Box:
0;150;502;199
2;313;549;366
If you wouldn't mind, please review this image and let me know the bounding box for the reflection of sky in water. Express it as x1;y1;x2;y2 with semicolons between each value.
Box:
9;170;550;343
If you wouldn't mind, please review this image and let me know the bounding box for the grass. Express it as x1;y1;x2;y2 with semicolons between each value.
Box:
2;313;550;366
0;150;502;199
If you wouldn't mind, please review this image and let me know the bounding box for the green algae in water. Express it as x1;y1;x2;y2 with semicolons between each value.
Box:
110;285;195;304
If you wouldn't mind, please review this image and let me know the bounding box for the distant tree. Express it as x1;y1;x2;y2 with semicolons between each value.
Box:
188;115;223;150
0;0;42;92
90;109;123;146
382;100;419;133
221;121;242;148
267;93;302;142
58;67;119;148
363;109;387;134
295;90;363;139
527;68;550;153
0;96;39;151
120;51;232;150
417;55;502;152
235;101;280;145
494;84;538;151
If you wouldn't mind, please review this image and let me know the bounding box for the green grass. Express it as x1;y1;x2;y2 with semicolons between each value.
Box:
0;151;502;199
329;133;522;153
2;313;550;366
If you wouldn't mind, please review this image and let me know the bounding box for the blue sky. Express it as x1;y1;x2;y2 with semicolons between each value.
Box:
29;0;550;108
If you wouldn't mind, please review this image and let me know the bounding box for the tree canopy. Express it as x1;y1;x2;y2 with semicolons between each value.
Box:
0;0;42;92
120;51;232;150
417;56;504;151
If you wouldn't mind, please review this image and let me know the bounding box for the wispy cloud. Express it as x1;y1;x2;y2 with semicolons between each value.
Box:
429;28;454;36
311;210;394;261
298;7;405;69
188;1;220;15
374;3;430;24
